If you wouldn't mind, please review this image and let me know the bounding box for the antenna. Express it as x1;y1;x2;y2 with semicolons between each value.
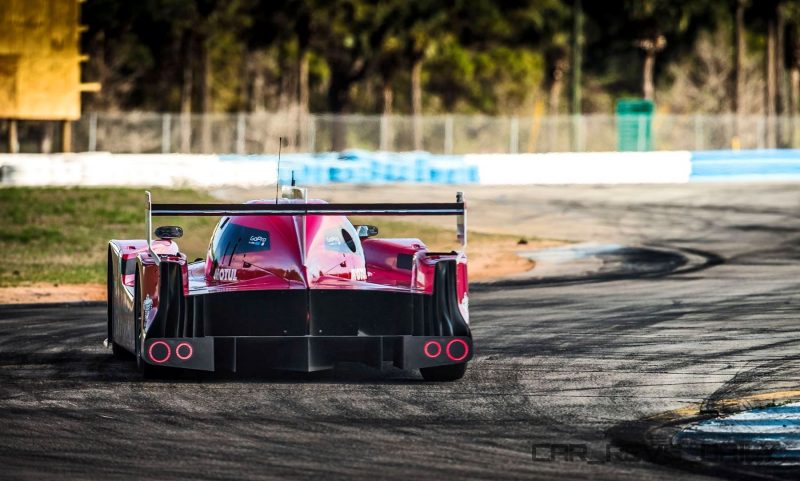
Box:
275;136;287;203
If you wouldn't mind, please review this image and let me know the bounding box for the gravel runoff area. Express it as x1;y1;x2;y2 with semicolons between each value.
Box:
2;183;800;480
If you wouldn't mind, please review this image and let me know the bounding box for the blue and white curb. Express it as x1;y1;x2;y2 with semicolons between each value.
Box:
674;402;800;465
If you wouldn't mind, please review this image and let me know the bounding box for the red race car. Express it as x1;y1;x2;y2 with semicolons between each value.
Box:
106;186;472;381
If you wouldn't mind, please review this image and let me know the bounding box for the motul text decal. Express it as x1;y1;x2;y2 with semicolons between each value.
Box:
214;268;238;282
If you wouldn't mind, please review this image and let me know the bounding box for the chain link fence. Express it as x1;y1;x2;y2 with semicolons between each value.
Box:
4;112;800;154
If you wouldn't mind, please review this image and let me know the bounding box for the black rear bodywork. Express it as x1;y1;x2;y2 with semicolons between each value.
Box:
144;260;472;372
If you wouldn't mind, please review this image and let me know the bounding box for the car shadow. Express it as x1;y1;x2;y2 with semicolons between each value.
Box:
0;350;434;386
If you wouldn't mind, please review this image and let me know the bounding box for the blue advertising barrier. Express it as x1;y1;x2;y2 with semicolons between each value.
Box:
691;150;800;180
219;151;478;185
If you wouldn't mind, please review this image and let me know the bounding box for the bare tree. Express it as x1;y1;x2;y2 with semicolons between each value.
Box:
766;5;778;147
735;0;747;127
626;0;702;103
637;36;667;100
180;32;194;153
411;58;423;149
548;57;568;114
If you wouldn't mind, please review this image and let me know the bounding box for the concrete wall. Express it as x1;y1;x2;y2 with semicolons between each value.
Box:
0;153;278;187
464;151;691;184
2;150;800;187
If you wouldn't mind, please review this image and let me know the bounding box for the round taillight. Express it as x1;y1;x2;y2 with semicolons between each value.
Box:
175;342;193;361
445;339;469;362
148;340;171;364
423;340;442;358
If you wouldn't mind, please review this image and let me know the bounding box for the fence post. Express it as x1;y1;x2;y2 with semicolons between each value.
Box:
444;115;454;155
161;113;171;154
236;113;246;155
509;116;519;153
88;112;98;152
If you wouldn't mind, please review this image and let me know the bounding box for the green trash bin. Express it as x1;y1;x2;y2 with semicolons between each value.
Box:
616;99;654;151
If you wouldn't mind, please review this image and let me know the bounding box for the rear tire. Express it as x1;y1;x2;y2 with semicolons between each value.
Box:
420;362;467;382
107;250;130;360
136;340;161;379
111;340;130;360
133;268;161;379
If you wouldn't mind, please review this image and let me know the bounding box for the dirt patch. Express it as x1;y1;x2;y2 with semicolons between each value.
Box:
468;238;559;281
0;239;559;304
0;283;106;304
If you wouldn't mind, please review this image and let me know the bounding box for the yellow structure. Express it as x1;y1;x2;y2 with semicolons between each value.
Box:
0;0;98;121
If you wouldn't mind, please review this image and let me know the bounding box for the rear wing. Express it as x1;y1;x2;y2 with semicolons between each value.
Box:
145;191;467;264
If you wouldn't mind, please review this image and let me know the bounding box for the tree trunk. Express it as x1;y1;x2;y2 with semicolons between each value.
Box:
296;9;311;148
411;58;423;151
278;57;291;113
793;68;800;114
791;21;800;148
571;0;583;114
61;120;71;153
791;67;799;146
7;119;18;154
380;78;393;151
297;48;310;148
328;73;350;151
382;79;393;116
794;27;800;115
200;39;212;154
180;34;193;153
777;6;787;116
548;65;563;151
778;6;789;147
238;55;249;113
548;78;563;114
251;57;265;113
548;59;567;114
643;49;656;101
735;0;746;125
298;49;310;113
767;16;777;147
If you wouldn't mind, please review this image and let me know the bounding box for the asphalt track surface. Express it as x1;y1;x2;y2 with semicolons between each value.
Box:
3;183;800;480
